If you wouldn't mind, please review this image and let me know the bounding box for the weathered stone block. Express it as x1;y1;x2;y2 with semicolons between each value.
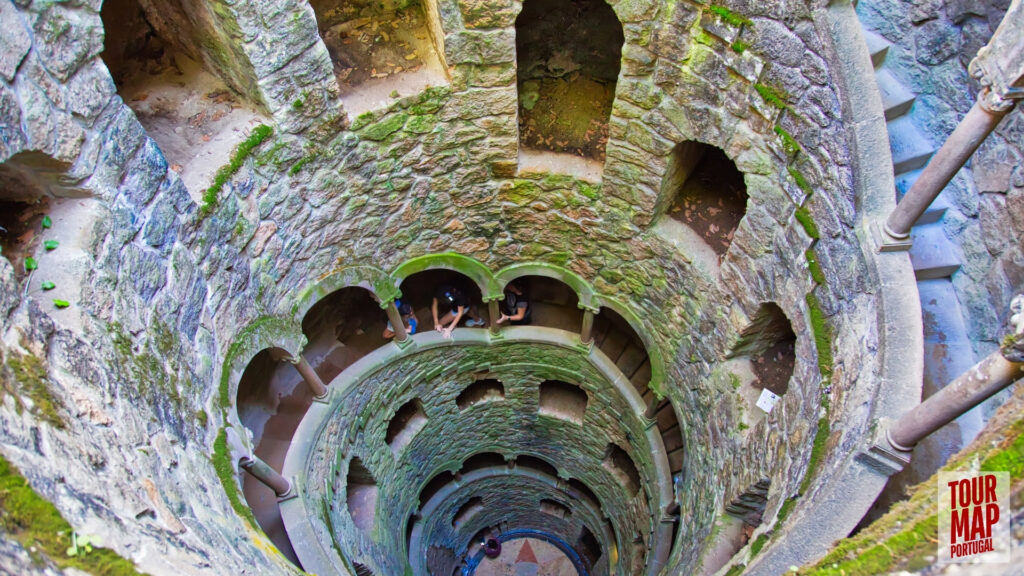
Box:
0;0;31;82
459;0;517;29
446;30;516;65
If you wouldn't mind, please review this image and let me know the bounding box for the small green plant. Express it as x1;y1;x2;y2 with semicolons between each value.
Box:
41;281;55;291
709;4;752;27
44;240;59;250
66;532;99;557
755;84;788;109
41;215;52;228
24;257;37;271
53;299;70;309
773;125;802;156
202;124;274;215
794;206;820;240
731;41;749;53
729;372;741;390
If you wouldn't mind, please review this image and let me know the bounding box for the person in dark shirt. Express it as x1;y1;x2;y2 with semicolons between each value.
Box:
496;280;531;326
433;284;468;338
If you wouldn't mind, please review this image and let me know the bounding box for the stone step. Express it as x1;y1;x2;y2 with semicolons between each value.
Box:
895;169;950;225
910;222;962;280
862;28;892;69
888;115;936;175
876;68;916;120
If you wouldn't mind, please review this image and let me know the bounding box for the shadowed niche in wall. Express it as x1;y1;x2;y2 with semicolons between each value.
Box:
602;443;641;497
346;457;378;531
516;455;560;479
538;380;588;424
577;525;603;567
452;497;484;528
540;498;572;520
309;0;447;114
658;141;748;258
386;398;428;455
516;0;623;161
457;378;505;410
461;452;507;474
420;470;456;508
728;303;796;395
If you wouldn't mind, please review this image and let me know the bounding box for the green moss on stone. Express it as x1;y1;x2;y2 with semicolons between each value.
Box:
799;416;831;494
805;248;825;285
724;563;746;576
359;113;409;141
709;4;752;27
0;454;144;575
731;41;749;53
755;84;788;109
750;533;769;557
804;291;834;377
212;427;258;529
788;166;813;196
773;125;801;156
794;206;820;240
980;420;1024;478
776;496;797;525
203;124;273;215
3;351;65;429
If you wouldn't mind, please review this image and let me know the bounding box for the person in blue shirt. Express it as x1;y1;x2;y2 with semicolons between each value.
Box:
383;300;418;339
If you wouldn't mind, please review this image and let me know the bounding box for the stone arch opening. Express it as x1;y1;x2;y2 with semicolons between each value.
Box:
602;443;641;497
568;478;601;510
456;378;505;410
658;141;749;260
728;302;797;396
461;452;507;474
452;496;484;528
501;275;584;330
540;498;572;520
398;269;486;333
309;0;448;116
99;0;266;195
301;285;386;383
386;398;429;455
538;379;588;424
593;306;652;399
0;151;98;325
420;470;457;508
515;455;559;478
515;0;623;162
577;525;603;567
346;457;378;531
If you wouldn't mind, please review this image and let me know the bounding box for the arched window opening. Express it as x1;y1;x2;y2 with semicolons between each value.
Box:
577;525;603;566
540;498;572;520
592;307;651;401
398;269;485;334
461;452;507;474
452;497;484;528
515;455;559;479
501;276;583;330
602;444;641;497
538;380;588;424
301;286;385;383
516;0;623;162
237;347;304;566
386;398;428;455
456;379;505;410
346;457;378;531
653;400;684;476
568;478;601;510
658;141;748;258
419;470;456;508
728;303;796;396
100;0;265;195
309;0;447;116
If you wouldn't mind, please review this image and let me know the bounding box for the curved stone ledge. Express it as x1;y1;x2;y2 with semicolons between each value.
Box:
280;326;676;575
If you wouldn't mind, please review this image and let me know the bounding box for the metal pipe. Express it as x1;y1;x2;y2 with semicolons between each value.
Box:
292;355;328;399
887;351;1023;451
385;300;409;342
883;93;1013;241
240;455;293;498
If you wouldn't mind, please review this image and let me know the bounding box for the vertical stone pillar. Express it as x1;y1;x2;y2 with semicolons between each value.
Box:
291;355;328;399
240;456;293;498
488;300;501;335
580;309;596;345
644;397;662;421
385;300;409;343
